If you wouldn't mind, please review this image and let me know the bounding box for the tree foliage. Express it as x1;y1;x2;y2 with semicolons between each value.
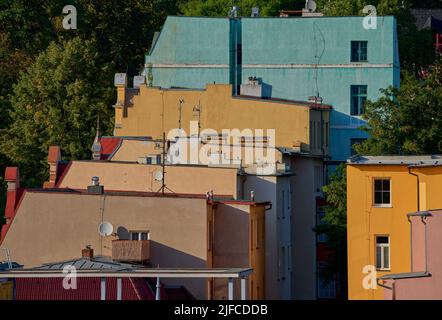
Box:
356;58;442;155
0;1;180;194
179;0;305;17
1;38;115;185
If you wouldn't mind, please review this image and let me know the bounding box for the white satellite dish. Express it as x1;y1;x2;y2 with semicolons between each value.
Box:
98;221;114;237
306;0;317;12
154;170;163;182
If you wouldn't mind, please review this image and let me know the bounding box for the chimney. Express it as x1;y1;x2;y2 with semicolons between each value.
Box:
44;146;61;188
82;245;94;259
87;176;104;194
4;167;20;223
240;76;263;98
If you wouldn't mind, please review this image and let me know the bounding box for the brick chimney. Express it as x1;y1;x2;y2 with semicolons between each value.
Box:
43;146;61;188
4;167;20;223
82;245;94;259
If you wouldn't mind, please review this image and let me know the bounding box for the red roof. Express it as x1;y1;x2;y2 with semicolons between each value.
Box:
100;137;122;160
14;277;155;300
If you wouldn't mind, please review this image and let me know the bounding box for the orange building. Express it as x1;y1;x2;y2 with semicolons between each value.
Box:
347;155;442;300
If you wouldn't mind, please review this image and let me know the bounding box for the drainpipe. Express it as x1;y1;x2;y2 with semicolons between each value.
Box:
407;168;420;212
407;214;413;272
421;216;429;273
407;167;420;272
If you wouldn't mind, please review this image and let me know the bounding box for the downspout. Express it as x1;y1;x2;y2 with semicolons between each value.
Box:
421;216;429;273
407;167;420;272
407;168;420;212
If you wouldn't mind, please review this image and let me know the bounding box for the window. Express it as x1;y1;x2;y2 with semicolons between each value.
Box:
350;138;367;156
373;178;391;207
351;41;368;62
317;211;328;243
314;165;324;193
317;263;336;298
376;236;390;270
350;85;367;115
130;231;149;241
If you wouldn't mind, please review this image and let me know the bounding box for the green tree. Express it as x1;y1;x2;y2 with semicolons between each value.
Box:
179;0;305;17
1;37;114;186
314;164;347;293
356;58;442;155
0;1;180;224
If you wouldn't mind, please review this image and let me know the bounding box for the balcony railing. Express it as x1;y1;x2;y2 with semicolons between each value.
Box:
112;240;150;262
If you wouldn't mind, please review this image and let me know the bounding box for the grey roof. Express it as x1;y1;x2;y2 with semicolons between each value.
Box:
411;9;442;30
407;211;433;217
378;271;431;280
0;262;22;271
347;155;442;166
33;256;139;271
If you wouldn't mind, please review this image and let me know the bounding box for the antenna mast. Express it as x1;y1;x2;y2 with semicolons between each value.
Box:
157;132;174;195
193;100;202;140
178;98;184;130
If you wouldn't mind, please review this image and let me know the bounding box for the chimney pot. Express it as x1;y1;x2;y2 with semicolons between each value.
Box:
87;176;104;194
82;245;94;259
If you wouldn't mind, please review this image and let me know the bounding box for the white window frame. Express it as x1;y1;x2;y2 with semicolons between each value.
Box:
373;177;392;208
130;231;149;241
375;235;391;271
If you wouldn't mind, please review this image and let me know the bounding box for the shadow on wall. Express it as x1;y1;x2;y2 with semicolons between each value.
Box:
151;240;207;299
259;78;272;98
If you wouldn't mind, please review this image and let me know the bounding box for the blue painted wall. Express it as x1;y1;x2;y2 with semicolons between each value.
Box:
145;16;400;161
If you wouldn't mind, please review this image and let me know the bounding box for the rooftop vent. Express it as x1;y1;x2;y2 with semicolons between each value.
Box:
87;176;104;194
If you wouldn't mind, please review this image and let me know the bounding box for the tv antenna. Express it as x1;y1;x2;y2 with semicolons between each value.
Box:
157;132;174;195
178;98;184;130
193;100;202;140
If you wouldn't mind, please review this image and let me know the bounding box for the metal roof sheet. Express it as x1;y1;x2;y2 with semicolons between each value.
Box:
347;155;442;166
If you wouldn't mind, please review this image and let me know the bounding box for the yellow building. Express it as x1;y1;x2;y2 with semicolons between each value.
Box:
114;83;330;156
347;155;442;300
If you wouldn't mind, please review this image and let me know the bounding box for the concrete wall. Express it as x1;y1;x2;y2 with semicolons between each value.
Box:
0;192;208;298
383;213;442;300
58;161;238;197
114;84;326;154
289;156;323;299
243;175;278;299
212;203;250;300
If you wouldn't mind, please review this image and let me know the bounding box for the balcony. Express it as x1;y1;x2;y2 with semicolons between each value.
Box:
112;240;150;262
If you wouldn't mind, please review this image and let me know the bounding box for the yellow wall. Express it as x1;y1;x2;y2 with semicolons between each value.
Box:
114;84;329;155
0;281;13;300
347;164;442;300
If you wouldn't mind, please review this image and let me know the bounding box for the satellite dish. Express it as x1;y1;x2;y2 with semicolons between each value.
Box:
98;221;114;237
306;0;317;12
154;171;163;182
